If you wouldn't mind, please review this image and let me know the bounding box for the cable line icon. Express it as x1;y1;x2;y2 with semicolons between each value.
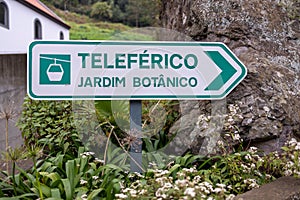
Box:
40;54;71;85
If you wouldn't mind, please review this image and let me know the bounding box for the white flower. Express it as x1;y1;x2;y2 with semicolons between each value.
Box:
94;158;105;164
245;154;252;160
295;143;300;150
227;185;232;190
249;182;259;189
80;179;88;185
216;183;226;188
217;140;224;147
154;170;169;177
288;138;298;147
226;194;235;200
156;177;168;185
193;175;201;183
139;189;147;195
92;176;98;180
284;169;293;176
244;179;259;189
163;182;173;189
199;182;213;194
265;174;272;179
134;172;144;178
183;167;196;173
249;146;258;153
129;189;137;196
175;179;188;188
177;171;185;177
287;161;294;168
81;194;87;200
80;151;95;157
115;193;128;199
225;133;231;137
233;134;241;141
184;187;196;197
234;153;241;156
213;187;226;193
227;117;234;123
122;188;132;193
155;188;167;198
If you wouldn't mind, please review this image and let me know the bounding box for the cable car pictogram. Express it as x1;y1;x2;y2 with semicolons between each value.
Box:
40;56;70;82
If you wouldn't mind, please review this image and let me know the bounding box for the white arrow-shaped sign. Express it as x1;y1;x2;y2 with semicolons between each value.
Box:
28;41;247;100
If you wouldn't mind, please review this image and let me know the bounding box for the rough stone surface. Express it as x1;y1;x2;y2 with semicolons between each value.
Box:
234;176;300;200
161;0;300;154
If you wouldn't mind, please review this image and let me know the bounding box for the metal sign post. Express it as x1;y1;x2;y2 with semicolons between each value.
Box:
129;100;143;173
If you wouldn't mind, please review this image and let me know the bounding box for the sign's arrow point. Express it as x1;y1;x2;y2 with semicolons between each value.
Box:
204;51;237;91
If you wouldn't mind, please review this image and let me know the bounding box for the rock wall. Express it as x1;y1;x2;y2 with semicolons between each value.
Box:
161;0;300;154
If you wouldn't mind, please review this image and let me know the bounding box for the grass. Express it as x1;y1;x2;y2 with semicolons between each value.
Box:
49;6;133;40
68;21;130;40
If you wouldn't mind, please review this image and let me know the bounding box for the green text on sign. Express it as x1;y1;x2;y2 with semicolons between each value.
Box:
28;41;247;100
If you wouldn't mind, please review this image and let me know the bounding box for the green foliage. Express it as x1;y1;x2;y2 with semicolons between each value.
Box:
95;101;129;132
93;100;179;153
16;96;82;157
90;2;113;21
2;93;300;199
0;146;125;199
125;0;161;27
42;0;161;27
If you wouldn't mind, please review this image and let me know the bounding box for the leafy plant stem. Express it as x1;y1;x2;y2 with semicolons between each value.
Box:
198;155;222;170
33;156;43;200
120;145;130;167
104;124;114;166
12;160;17;195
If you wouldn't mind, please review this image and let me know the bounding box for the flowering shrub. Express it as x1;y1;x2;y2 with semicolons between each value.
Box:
115;138;300;200
2;99;300;199
1;137;299;199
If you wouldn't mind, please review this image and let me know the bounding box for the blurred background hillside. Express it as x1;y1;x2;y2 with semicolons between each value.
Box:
41;0;161;27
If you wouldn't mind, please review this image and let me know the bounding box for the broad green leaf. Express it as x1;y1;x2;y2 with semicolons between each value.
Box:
40;183;51;197
87;188;104;200
51;188;61;199
46;172;61;183
61;179;72;200
0;193;37;200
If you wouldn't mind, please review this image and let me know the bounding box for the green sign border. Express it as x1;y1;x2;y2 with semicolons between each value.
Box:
28;41;247;100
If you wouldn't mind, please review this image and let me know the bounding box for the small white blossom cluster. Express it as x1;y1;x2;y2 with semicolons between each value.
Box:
243;178;259;189
224;104;244;142
281;138;300;177
287;138;300;150
80;193;88;200
196;114;212;131
80;151;95;158
94;157;105;164
80;179;88;185
114;138;300;200
115;168;235;200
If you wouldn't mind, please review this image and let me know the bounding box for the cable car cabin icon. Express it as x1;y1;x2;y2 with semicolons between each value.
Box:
47;59;64;81
40;54;71;85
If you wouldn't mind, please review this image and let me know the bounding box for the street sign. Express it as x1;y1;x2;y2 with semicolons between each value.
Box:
28;41;247;100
